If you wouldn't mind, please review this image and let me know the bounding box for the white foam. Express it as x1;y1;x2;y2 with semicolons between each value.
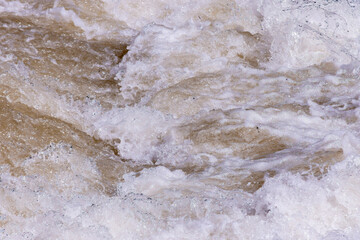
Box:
92;106;176;164
260;0;360;69
3;0;360;239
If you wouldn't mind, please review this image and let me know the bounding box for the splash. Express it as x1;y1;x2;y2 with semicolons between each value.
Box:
1;0;360;239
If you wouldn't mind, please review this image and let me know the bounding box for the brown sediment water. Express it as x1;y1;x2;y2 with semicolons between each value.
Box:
1;0;360;239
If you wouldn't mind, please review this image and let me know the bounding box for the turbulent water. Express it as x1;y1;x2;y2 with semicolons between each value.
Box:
1;0;360;239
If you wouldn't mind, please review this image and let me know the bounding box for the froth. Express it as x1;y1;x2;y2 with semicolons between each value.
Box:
93;106;176;164
2;0;360;239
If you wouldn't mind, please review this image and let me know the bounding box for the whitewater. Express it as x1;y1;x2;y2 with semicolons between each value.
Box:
1;0;360;239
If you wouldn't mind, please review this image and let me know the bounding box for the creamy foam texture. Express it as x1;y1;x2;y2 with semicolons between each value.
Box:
1;0;360;239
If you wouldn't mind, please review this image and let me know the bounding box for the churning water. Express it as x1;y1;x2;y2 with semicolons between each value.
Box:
1;0;360;239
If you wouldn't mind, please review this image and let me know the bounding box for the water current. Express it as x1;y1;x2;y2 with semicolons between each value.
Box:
1;0;360;239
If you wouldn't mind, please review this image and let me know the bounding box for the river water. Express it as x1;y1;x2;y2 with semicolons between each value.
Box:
1;0;360;239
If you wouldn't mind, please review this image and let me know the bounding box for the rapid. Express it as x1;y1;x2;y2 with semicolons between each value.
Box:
1;0;360;239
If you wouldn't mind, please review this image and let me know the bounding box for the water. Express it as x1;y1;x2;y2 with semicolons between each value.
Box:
1;0;360;239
